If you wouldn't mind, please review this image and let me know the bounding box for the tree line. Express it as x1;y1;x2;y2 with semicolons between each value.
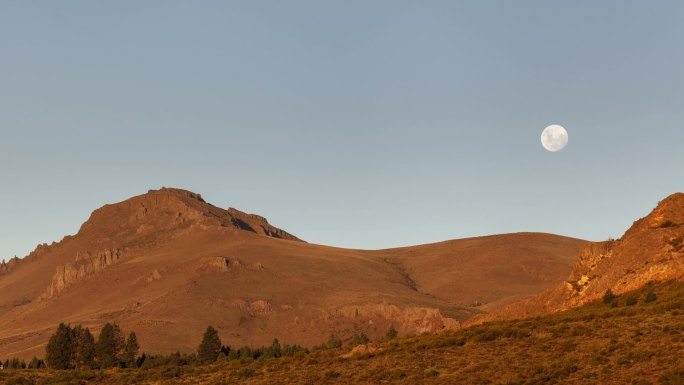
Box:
44;322;139;370
2;323;397;371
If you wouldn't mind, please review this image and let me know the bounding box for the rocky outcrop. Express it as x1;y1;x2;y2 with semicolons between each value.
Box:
223;299;274;317
0;257;21;274
41;248;126;299
147;269;164;283
1;243;56;275
199;257;265;272
226;207;302;242
326;304;460;334
342;344;381;358
471;193;684;324
76;187;303;245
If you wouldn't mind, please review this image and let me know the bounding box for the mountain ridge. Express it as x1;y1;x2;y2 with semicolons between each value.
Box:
0;187;585;360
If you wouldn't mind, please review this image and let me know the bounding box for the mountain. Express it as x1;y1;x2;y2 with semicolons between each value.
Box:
471;192;684;324
0;188;584;360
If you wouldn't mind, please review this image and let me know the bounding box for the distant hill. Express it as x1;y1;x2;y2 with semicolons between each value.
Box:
0;188;584;360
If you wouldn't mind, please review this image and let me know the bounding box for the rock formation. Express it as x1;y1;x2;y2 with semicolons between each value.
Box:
42;248;126;299
472;192;684;323
327;304;460;334
76;187;303;245
200;257;265;272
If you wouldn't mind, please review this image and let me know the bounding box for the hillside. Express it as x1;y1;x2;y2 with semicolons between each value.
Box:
0;188;584;360
471;192;684;324
4;280;682;385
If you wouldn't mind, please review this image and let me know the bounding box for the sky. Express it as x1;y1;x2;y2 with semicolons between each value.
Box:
1;1;683;260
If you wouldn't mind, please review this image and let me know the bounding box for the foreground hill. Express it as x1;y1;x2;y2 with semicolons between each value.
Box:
4;280;682;384
472;192;684;324
0;188;584;360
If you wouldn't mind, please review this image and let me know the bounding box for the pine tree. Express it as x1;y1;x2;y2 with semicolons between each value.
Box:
74;326;96;369
270;338;281;358
123;331;140;368
96;323;124;368
45;323;76;369
197;326;222;364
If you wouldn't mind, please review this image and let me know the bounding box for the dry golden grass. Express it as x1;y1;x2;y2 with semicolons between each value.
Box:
2;280;683;385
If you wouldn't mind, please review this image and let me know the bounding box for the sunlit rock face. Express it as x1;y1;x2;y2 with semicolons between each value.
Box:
473;192;684;323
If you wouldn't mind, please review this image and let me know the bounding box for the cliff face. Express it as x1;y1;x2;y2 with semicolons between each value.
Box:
473;193;684;323
41;248;127;299
563;193;684;303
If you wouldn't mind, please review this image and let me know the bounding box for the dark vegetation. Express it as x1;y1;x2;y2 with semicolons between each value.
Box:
1;280;682;384
41;322;138;370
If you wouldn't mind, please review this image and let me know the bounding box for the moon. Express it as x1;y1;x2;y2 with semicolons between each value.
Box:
541;125;568;152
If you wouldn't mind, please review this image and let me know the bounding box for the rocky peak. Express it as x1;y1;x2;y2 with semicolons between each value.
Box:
76;187;303;244
473;192;684;323
569;193;684;299
637;192;684;232
37;188;302;299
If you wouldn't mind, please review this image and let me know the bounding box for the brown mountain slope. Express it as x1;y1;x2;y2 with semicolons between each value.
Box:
0;188;584;360
373;233;583;311
471;192;684;324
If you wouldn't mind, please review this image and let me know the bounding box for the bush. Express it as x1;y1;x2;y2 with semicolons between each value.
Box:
625;295;638;306
385;325;398;339
659;368;684;385
645;290;657;303
348;333;369;347
5;377;36;385
326;334;342;349
237;367;255;378
603;289;616;304
324;370;341;378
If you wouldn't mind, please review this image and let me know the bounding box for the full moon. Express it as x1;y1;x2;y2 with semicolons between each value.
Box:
541;124;568;152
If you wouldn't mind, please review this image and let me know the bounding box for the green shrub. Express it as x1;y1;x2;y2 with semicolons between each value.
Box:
348;333;369;347
645;290;657;303
5;377;36;385
475;329;501;342
659;368;684;385
603;289;616;304
324;370;341;378
385;325;398;339
237;367;256;378
326;334;342;349
158;366;181;378
625;295;638;306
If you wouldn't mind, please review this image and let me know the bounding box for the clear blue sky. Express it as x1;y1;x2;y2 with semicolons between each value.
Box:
1;1;683;260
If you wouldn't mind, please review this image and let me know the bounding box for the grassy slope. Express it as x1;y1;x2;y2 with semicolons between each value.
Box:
3;281;683;385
